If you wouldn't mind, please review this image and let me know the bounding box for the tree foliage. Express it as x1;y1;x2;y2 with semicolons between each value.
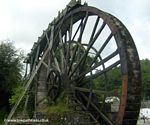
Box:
0;40;24;123
93;59;150;100
0;41;23;92
140;59;150;100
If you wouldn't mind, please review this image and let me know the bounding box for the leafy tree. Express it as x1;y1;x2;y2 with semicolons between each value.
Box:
93;59;150;100
0;41;23;91
0;40;24;122
141;59;150;100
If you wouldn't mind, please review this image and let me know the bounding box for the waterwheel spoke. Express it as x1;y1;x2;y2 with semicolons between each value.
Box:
69;15;73;41
68;43;79;74
53;85;59;88
79;92;114;125
89;16;100;43
77;17;100;72
89;21;106;43
90;33;113;68
65;16;73;66
79;33;113;74
72;49;119;82
52;51;61;72
85;60;120;82
54;75;57;83
75;98;100;123
69;21;106;77
74;86;115;95
72;19;84;41
68;19;85;73
59;30;66;72
78;11;89;42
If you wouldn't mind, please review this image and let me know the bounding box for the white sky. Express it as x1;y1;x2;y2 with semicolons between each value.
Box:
0;0;149;59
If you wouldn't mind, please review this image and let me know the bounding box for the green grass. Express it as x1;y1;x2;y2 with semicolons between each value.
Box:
45;92;72;114
45;101;71;113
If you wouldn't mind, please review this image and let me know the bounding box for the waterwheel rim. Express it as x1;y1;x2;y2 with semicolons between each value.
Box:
47;6;142;125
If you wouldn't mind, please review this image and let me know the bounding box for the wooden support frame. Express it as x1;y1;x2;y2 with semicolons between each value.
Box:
4;26;54;125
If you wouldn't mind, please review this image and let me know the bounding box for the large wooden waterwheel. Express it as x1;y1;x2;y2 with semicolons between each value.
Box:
5;1;142;125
